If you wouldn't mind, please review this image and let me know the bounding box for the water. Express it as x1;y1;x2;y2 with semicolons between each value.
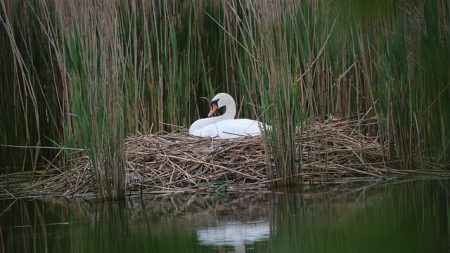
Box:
0;180;448;253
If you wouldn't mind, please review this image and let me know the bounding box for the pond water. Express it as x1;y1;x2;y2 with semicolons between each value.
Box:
0;180;448;253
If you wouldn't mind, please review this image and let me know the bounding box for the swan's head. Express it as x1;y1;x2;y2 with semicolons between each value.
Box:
208;93;235;117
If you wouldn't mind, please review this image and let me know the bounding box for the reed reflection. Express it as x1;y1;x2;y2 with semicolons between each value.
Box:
0;180;447;253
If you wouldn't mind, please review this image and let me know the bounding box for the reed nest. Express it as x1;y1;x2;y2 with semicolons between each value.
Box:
2;116;415;198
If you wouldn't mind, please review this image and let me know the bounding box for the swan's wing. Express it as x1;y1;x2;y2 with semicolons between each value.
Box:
214;119;262;138
191;124;219;138
191;119;267;139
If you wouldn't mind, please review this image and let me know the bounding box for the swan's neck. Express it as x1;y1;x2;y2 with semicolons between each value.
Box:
221;94;236;120
222;105;236;120
189;95;236;134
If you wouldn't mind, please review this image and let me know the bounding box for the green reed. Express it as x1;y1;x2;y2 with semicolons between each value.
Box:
0;0;62;170
0;0;449;196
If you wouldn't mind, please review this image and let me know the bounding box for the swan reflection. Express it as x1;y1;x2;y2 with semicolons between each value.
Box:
197;220;270;253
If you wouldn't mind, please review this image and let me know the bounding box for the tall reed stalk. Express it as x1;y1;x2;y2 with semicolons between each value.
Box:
1;0;449;197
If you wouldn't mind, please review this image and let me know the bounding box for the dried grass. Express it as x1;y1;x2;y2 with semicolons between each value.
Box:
2;116;431;198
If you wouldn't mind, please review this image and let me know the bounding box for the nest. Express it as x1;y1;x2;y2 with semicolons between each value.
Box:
2;116;407;198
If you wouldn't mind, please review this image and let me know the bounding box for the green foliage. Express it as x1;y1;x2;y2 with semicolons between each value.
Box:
0;0;449;196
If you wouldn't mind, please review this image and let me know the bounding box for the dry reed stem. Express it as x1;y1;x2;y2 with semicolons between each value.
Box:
2;116;436;198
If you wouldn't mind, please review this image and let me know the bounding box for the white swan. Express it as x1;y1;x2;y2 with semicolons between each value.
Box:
189;93;266;139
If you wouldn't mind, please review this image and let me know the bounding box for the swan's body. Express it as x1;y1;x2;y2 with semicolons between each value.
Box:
189;93;266;139
190;118;264;139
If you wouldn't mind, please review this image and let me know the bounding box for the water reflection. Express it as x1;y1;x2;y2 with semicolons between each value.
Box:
0;180;448;253
197;220;270;253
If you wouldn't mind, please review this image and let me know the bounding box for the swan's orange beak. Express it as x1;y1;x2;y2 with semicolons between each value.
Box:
208;104;218;117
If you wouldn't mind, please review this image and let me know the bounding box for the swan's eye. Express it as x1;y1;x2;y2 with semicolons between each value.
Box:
210;99;219;106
